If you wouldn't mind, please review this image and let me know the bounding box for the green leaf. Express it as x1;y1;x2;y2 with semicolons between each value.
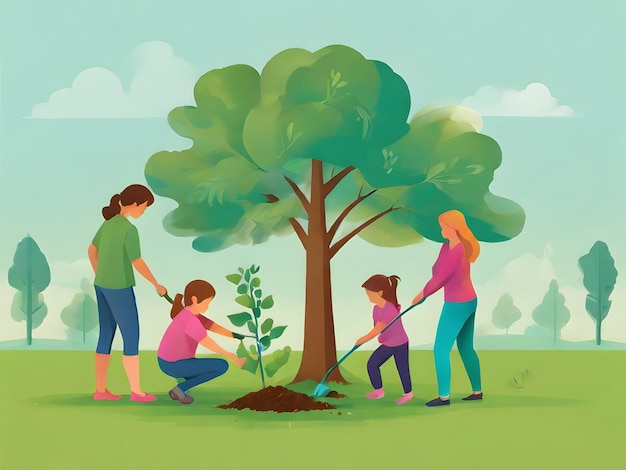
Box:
287;122;294;142
269;325;287;339
259;336;271;350
242;357;259;374
226;273;242;285
238;267;244;274
236;284;248;294
227;312;253;327
252;307;261;319
336;80;348;88
260;295;274;309
250;277;261;288
261;318;273;334
244;270;251;282
247;320;256;334
250;344;257;355
236;341;249;358
254;289;262;298
332;71;341;87
235;294;254;308
264;346;292;377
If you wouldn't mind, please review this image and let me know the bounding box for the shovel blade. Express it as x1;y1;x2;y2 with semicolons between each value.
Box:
312;383;332;398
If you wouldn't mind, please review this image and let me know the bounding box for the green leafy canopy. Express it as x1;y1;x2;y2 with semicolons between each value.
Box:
145;45;525;252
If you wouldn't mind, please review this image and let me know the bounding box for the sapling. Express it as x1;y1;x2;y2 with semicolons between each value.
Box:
226;264;290;388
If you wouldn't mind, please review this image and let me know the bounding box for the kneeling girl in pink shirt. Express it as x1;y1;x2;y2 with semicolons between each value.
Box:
157;279;245;404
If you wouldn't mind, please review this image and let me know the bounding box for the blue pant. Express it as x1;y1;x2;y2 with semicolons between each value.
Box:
94;286;140;356
434;298;481;397
367;342;412;394
158;357;229;393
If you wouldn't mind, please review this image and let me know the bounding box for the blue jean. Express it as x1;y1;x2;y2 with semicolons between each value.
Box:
94;286;139;356
367;342;412;394
158;357;229;393
434;298;481;397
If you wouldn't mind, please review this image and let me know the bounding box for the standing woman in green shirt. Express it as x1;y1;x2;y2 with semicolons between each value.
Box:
88;184;166;403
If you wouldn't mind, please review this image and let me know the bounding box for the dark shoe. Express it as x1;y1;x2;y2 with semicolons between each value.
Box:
169;386;194;405
425;397;450;407
462;392;483;401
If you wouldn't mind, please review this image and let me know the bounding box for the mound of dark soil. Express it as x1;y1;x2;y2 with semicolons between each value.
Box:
217;385;336;413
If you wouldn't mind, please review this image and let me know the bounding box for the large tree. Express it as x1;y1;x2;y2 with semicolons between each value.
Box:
145;45;525;383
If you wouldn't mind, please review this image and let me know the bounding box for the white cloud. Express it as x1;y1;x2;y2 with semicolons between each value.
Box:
461;82;575;117
31;41;198;118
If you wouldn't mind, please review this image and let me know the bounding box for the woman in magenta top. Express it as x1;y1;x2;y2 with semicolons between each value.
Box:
356;274;413;406
157;280;245;404
413;210;483;407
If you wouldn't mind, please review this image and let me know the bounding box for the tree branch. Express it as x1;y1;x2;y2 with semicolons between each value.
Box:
329;207;403;259
284;176;310;214
289;218;308;248
323;165;355;198
263;194;308;248
327;189;377;244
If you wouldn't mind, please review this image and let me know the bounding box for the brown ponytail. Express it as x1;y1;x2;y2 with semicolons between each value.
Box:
170;294;185;319
170;280;216;319
101;184;155;220
362;274;401;308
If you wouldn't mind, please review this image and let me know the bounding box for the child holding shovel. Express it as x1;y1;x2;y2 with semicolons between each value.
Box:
157;279;246;404
355;274;413;405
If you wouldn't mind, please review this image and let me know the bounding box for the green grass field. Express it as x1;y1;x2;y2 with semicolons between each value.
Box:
1;350;624;469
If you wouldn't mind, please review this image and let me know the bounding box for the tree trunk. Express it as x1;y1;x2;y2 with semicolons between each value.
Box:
26;253;33;346
291;160;347;384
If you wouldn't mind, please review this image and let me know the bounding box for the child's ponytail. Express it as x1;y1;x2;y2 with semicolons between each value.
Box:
170;294;185;319
387;275;401;308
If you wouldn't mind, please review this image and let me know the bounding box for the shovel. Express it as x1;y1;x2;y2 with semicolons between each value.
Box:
311;298;426;398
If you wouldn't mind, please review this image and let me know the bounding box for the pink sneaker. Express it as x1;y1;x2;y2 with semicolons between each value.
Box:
93;389;121;401
130;392;157;403
396;391;414;405
365;389;385;399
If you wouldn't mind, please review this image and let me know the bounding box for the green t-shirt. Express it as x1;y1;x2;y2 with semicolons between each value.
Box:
92;215;141;289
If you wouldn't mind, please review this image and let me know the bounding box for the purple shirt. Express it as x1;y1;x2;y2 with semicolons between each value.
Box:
373;302;409;347
423;242;476;302
158;308;208;362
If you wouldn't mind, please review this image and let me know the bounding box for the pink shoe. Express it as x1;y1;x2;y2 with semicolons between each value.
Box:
396;391;414;405
130;392;156;403
93;389;121;401
365;389;385;399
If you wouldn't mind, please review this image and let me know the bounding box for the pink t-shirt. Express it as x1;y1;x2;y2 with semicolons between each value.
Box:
423;242;476;302
373;302;409;347
157;308;208;362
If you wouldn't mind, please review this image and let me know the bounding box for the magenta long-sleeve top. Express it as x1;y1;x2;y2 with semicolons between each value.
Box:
422;242;477;302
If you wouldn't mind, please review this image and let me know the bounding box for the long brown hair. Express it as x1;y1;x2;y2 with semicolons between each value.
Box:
361;274;401;308
171;280;216;318
102;184;155;220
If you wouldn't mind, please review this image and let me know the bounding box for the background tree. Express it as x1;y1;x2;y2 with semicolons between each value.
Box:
8;235;50;345
61;278;99;344
532;279;570;346
578;241;618;345
145;45;525;383
492;293;522;335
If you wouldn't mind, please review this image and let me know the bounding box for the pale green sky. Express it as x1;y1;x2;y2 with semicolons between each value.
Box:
1;0;625;349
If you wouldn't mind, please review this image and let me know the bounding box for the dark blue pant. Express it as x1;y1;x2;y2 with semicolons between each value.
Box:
158;357;229;393
367;342;412;394
94;286;139;356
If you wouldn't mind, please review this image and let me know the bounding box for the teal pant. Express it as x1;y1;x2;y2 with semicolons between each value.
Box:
434;298;481;397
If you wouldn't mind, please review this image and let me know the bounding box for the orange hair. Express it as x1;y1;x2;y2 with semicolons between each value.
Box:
438;210;480;263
